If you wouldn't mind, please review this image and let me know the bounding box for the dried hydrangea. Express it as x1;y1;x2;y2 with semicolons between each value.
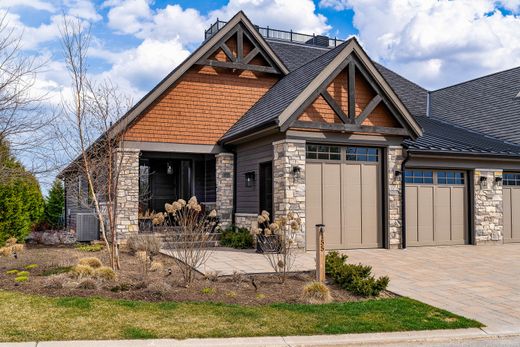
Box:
208;209;217;218
257;215;266;224
178;199;186;207
172;201;182;211
165;203;175;213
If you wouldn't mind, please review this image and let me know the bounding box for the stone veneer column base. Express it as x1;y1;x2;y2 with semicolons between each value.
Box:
234;213;258;230
474;169;503;245
115;148;140;241
388;146;404;248
272;139;306;248
216;153;234;230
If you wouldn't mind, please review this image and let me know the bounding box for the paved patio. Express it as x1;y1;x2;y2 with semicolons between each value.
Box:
161;247;316;276
345;244;520;332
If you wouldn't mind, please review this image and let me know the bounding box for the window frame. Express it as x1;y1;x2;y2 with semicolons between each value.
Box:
305;144;380;163
404;170;434;184
503;172;520;186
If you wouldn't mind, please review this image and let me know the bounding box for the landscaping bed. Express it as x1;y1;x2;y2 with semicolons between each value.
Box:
0;245;379;305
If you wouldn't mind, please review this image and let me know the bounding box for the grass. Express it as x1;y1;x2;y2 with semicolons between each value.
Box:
42;266;73;276
0;290;482;342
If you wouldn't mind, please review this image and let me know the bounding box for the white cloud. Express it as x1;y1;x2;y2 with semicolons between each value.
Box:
106;0;153;36
66;0;102;21
320;0;520;89
0;0;56;12
209;0;331;34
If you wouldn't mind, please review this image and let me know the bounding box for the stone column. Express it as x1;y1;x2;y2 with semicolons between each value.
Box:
273;139;306;248
474;169;503;244
216;153;234;230
115;148;140;240
388;146;404;248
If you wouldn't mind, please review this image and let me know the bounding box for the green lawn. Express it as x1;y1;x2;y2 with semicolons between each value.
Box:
0;290;482;342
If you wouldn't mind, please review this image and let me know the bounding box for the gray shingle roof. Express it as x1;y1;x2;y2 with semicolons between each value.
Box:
221;39;520;157
430;66;520;145
222;40;350;141
404;116;520;156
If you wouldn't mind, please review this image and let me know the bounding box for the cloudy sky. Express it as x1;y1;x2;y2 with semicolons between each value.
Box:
3;0;520;105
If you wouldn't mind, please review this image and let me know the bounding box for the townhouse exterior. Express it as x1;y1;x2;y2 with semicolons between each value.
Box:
63;11;520;250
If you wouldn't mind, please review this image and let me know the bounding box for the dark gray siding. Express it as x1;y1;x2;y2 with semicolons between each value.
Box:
235;135;282;214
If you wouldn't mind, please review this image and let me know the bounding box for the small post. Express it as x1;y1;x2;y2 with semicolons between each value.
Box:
315;224;325;282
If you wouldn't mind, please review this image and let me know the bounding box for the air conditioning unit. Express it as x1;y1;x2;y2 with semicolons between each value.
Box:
76;213;100;242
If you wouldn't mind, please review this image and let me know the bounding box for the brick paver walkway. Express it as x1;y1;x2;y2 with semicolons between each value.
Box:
345;244;520;331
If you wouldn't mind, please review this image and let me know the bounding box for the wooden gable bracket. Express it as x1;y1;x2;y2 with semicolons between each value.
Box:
196;24;281;74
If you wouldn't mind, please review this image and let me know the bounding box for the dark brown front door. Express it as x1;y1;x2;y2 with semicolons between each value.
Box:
259;161;273;217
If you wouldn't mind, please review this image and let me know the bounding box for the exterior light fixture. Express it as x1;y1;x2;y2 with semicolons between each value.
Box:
395;170;402;178
479;175;487;189
495;176;503;185
167;161;173;175
245;172;256;187
292;166;301;179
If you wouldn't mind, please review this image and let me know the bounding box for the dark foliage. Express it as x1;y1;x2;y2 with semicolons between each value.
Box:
220;226;254;249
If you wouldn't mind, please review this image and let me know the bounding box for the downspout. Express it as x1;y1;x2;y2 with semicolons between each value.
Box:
232;150;237;227
401;151;410;249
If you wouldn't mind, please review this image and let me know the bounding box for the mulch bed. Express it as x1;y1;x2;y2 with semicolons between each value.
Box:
0;245;394;305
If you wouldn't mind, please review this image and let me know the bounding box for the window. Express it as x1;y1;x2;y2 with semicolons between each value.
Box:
404;170;433;184
504;173;520;186
306;144;341;160
437;171;465;185
346;147;378;162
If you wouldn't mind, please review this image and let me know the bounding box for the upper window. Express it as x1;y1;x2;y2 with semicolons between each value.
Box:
437;171;465;185
404;170;433;184
306;145;341;160
346;147;378;162
504;173;520;186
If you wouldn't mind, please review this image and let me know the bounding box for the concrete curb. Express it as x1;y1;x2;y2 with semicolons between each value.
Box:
3;328;520;347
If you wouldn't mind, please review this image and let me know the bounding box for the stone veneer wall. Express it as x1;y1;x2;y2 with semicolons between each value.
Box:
272;139;306;248
388;146;404;248
234;213;258;230
474;169;503;244
115;148;140;240
216;153;234;230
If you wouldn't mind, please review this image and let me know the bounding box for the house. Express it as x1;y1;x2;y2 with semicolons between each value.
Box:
62;11;520;250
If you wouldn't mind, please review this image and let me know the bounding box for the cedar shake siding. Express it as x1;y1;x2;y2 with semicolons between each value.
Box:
125;65;278;145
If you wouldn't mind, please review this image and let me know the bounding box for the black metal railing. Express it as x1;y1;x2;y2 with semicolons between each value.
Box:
204;19;344;48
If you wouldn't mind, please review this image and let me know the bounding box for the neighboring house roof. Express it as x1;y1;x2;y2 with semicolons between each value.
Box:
222;38;423;142
429;66;520;146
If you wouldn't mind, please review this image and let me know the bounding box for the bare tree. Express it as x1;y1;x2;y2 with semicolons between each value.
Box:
0;12;53;183
56;16;132;270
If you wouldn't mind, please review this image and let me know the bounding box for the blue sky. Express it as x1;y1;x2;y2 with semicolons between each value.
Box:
1;0;519;190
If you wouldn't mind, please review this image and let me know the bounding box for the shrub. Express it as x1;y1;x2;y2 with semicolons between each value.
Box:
44;179;65;229
77;278;97;290
302;281;332;304
43;274;68;289
75;243;103;252
72;264;94;278
0;238;24;257
201;287;215;295
5;269;18;275
220;226;254;249
14;276;28;282
325;251;389;297
78;257;102;269
24;264;38;270
149;261;163;272
16;271;29;277
42;266;73;276
127;234;161;255
93;266;116;281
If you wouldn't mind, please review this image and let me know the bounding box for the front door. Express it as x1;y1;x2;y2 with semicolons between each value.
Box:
259;161;273;217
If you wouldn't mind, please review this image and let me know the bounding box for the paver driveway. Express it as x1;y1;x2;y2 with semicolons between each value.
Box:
345;244;520;332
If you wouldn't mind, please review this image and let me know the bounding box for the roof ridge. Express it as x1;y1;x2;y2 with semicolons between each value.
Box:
266;38;332;52
431;65;520;93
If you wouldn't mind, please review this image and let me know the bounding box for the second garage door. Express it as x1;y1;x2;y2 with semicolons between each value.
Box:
306;145;382;250
405;170;468;246
503;172;520;243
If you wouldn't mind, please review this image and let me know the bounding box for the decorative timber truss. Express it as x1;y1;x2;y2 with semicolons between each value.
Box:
284;55;413;137
196;23;283;75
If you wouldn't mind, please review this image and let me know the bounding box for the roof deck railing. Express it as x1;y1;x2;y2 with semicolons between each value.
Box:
204;19;344;48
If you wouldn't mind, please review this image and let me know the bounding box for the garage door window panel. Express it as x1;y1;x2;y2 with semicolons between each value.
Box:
437;171;464;185
504;173;520;186
346;147;378;162
306;145;341;160
404;170;433;184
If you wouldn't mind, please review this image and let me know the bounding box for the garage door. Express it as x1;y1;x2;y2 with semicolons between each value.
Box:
503;173;520;243
405;170;468;246
306;145;382;250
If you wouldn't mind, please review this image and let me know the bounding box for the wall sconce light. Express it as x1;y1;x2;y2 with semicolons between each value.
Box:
166;161;173;175
245;171;256;187
479;176;487;189
495;176;503;185
292;166;301;179
395;170;402;178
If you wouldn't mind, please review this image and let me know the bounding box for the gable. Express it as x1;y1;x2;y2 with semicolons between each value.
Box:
295;62;400;131
124;65;278;145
